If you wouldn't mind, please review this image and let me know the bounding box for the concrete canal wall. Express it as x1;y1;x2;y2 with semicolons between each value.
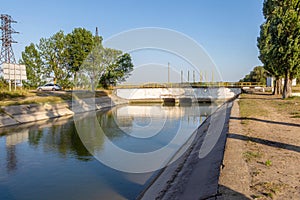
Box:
115;87;241;102
0;95;128;128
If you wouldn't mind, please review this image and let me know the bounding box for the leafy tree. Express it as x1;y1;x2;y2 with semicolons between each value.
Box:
99;53;134;88
20;43;45;88
38;31;72;88
80;45;123;91
240;66;267;85
21;28;134;90
80;45;105;91
258;0;300;98
0;77;8;89
65;28;95;81
258;3;286;95
253;66;268;85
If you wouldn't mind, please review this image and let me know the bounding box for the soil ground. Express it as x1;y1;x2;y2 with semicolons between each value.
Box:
219;93;300;200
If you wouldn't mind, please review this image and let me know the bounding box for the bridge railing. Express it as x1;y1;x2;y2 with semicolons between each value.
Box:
115;82;266;89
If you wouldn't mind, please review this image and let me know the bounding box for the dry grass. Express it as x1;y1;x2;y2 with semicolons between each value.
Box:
292;86;300;93
243;151;263;163
269;96;300;119
250;182;287;199
237;93;300;199
238;93;271;118
0;89;34;100
239;93;300;119
0;89;111;106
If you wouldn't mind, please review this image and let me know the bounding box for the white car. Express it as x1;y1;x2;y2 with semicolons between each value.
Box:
37;83;62;91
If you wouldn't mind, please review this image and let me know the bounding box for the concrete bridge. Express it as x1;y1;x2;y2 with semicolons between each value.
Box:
114;87;241;105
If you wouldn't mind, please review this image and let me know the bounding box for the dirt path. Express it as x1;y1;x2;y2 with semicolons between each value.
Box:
219;94;300;200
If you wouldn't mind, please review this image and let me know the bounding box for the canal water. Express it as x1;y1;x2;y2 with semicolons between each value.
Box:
0;103;218;200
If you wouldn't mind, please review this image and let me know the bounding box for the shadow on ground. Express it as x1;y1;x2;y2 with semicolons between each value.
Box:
228;133;300;153
230;116;300;128
218;185;251;200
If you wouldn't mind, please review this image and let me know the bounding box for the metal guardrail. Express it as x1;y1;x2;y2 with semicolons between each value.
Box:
115;82;266;89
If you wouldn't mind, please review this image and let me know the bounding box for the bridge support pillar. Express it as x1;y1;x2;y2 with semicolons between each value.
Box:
163;98;175;106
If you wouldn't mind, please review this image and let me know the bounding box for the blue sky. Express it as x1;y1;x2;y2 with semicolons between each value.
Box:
1;0;264;82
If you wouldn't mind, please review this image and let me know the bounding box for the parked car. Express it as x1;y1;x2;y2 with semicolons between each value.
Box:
37;83;62;91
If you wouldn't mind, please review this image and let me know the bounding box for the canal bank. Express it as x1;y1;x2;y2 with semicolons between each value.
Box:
139;99;235;200
0;94;128;128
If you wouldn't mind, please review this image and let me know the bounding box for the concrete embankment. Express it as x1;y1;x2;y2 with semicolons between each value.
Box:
139;100;234;200
0;95;128;128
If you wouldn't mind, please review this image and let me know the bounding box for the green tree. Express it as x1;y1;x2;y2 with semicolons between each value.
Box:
253;66;267;85
65;28;95;81
0;77;8;89
80;45;123;91
258;0;300;98
21;43;45;88
99;53;134;88
38;31;72;88
21;27;133;90
240;66;267;85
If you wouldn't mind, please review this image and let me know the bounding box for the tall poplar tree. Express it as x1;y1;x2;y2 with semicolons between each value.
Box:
258;0;300;98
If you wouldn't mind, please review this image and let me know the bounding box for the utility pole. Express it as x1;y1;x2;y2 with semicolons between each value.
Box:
200;71;202;82
181;70;183;83
1;14;19;91
0;14;18;65
193;70;195;83
95;27;99;37
168;62;170;83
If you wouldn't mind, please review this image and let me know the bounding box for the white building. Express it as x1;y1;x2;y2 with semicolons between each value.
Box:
266;77;297;87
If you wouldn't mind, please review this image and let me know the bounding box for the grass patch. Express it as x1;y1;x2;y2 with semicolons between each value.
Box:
239;94;270;118
291;115;300;118
251;182;285;199
0;89;111;106
290;111;300;115
243;151;263;162
290;111;300;118
271;96;300;117
0;90;34;100
0;96;66;106
265;159;272;167
250;169;262;177
292;86;300;93
240;94;300;118
241;120;249;125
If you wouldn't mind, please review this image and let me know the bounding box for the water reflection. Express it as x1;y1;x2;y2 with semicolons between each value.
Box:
1;116;93;174
0;103;218;200
74;103;218;173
